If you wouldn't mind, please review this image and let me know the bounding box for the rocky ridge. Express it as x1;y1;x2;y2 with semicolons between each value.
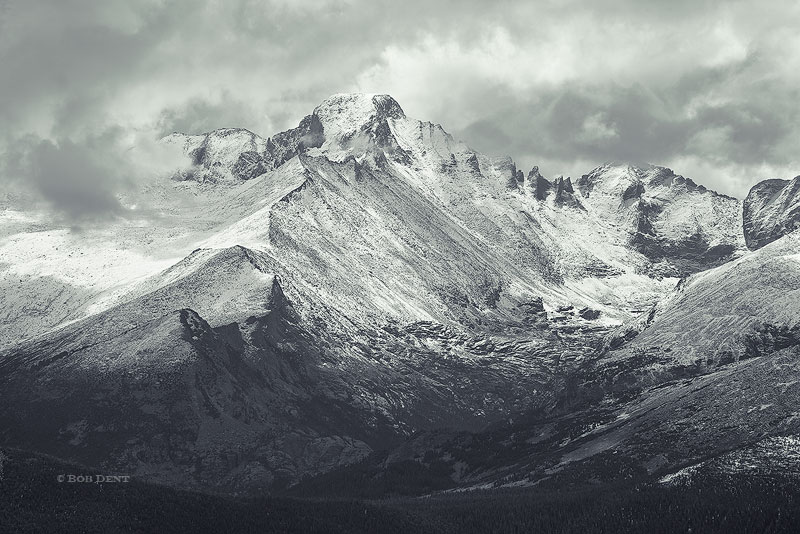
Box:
0;93;798;494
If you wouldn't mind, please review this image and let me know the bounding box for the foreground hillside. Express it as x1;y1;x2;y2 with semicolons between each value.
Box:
1;448;798;533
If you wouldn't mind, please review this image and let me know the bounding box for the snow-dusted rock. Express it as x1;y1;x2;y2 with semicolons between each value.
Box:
743;176;800;250
163;114;323;183
576;163;745;276
598;231;800;388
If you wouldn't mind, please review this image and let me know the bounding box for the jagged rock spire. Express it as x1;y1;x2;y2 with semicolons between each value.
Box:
524;166;553;200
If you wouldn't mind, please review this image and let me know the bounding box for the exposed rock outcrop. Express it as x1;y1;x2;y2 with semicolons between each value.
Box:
743;176;800;250
576;163;743;275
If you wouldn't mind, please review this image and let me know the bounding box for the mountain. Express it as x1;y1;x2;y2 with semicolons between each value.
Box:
0;93;798;497
601;231;800;371
163;116;323;183
0;245;575;492
743;176;800;250
576;163;744;276
288;233;800;496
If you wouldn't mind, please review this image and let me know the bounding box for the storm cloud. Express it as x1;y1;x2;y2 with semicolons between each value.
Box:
1;0;799;219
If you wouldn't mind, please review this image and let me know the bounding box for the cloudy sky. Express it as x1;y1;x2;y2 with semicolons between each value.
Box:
1;0;799;219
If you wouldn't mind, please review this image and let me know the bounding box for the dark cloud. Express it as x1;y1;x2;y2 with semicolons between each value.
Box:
156;95;261;137
455;59;800;194
24;138;126;221
3;128;154;221
1;0;799;212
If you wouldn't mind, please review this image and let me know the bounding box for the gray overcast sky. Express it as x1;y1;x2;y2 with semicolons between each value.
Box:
1;0;799;219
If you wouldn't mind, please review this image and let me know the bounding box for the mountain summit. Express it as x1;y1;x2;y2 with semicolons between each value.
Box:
163;93;407;182
312;93;406;138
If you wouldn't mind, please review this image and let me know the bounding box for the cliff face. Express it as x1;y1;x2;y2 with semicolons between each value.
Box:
743;176;800;250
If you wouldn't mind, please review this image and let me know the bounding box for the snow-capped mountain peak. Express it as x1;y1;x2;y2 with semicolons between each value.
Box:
308;93;408;162
569;162;745;275
312;93;405;135
163;127;269;182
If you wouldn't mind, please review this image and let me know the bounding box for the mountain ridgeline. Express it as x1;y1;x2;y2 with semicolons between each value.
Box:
1;93;799;509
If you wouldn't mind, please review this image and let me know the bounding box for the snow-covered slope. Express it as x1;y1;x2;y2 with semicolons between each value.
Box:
576;163;744;276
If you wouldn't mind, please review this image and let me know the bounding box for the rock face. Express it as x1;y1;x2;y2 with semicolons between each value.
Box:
743;176;800;250
575;163;744;276
552;176;581;208
164;114;324;183
524;166;551;200
1;93;798;496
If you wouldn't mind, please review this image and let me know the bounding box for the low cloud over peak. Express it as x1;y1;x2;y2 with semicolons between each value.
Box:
1;0;799;215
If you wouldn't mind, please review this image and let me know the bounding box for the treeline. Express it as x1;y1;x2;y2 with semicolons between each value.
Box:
1;448;799;533
0;449;422;533
395;476;800;534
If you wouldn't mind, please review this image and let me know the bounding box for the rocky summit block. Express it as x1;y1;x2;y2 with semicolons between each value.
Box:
743;176;800;250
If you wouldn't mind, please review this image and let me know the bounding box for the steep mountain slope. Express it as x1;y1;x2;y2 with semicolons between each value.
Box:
287;175;800;496
0;244;585;491
295;229;800;494
597;231;800;389
0;93;778;494
743;176;800;250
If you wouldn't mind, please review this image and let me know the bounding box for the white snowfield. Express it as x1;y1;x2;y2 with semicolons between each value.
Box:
0;94;750;348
